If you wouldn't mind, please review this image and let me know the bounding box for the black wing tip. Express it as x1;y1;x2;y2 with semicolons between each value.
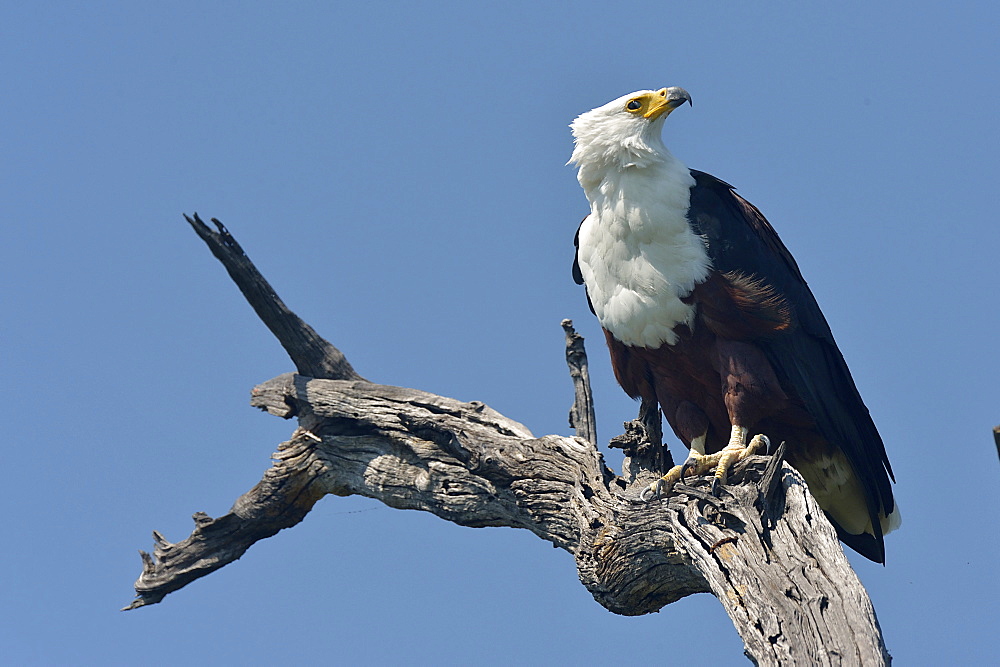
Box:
831;517;886;564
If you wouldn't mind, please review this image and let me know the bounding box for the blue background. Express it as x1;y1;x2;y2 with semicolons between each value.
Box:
2;2;997;664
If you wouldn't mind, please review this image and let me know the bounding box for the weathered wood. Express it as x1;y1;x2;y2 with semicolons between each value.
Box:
128;374;889;664
610;397;673;491
668;467;890;665
562;319;598;447
184;213;362;382
123;424;325;610
127;216;892;665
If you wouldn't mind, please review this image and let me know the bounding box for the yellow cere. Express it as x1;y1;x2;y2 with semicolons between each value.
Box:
624;88;676;121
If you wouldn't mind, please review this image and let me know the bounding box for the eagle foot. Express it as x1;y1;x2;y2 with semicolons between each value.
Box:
639;433;769;501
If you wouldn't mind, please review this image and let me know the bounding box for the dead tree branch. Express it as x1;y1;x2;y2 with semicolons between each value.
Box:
127;215;891;666
183;214;362;381
562;318;598;446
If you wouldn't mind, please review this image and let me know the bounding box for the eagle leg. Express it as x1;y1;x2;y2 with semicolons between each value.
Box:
709;428;769;496
679;433;709;482
639;428;768;500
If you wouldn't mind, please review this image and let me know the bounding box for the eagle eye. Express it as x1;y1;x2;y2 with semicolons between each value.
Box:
626;99;642;111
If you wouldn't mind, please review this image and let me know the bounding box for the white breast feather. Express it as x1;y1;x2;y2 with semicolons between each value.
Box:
576;157;710;348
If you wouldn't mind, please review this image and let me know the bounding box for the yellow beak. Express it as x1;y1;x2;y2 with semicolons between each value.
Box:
644;87;692;120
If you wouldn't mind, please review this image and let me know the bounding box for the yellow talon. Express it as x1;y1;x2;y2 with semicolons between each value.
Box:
640;430;769;500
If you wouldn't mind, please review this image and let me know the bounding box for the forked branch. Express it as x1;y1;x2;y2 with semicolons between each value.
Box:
126;215;890;666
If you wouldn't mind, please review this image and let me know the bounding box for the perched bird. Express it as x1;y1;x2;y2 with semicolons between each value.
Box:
570;87;899;562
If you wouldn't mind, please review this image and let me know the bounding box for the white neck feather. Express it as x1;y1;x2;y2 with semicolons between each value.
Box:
571;106;710;348
570;107;671;191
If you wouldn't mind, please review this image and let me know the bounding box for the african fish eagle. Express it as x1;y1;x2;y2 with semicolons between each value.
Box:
570;87;900;563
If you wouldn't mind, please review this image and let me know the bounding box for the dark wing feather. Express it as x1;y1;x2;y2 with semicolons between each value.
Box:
573;218;596;315
687;170;896;542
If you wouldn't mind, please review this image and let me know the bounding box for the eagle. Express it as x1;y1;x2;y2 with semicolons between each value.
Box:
570;87;900;563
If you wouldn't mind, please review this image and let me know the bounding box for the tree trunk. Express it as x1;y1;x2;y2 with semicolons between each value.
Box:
125;215;891;666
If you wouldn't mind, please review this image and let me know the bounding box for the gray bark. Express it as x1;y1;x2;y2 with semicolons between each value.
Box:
125;214;891;666
562;318;598;446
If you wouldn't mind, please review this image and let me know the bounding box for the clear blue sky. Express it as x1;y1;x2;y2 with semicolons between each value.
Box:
2;2;997;664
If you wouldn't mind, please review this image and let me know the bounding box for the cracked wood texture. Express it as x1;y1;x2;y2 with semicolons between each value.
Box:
126;215;890;666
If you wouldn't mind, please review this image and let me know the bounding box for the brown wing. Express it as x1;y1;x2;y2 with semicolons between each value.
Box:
687;169;896;562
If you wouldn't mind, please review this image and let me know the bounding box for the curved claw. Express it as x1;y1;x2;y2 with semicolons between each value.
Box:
640;478;668;502
680;457;699;481
711;477;723;497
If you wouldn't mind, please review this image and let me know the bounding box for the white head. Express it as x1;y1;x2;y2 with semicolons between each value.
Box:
569;87;692;178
